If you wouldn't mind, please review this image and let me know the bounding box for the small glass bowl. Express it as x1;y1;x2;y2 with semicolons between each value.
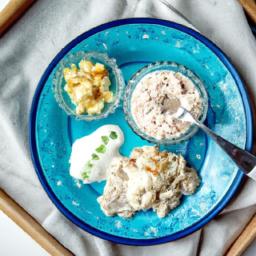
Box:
53;51;125;121
123;61;209;144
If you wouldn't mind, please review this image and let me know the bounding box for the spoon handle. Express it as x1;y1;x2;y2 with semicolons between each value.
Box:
196;121;256;180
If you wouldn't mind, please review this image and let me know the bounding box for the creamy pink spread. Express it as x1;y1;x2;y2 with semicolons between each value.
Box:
131;70;202;140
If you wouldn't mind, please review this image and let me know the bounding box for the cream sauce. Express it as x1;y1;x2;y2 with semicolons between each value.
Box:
69;125;124;183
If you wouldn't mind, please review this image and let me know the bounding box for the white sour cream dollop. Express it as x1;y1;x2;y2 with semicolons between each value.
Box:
69;125;124;183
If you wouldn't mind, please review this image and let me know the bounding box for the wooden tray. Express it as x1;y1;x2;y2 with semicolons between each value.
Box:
0;189;73;256
0;0;34;36
1;186;256;256
240;0;256;23
0;0;255;255
226;214;256;256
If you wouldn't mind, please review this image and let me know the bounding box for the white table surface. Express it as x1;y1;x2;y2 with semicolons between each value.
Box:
0;209;255;256
0;211;48;256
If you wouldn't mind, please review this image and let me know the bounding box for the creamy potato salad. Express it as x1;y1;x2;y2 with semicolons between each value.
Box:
98;146;200;218
63;60;113;115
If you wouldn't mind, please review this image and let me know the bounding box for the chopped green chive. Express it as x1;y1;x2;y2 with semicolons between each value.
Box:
101;135;109;145
92;153;100;160
82;161;93;180
88;162;93;168
83;161;93;172
96;144;106;153
82;172;89;179
109;131;118;139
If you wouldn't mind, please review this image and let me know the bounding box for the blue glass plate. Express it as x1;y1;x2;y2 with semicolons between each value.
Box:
29;18;253;245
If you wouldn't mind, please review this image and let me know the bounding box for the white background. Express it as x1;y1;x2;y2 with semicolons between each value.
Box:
0;210;256;256
0;211;48;256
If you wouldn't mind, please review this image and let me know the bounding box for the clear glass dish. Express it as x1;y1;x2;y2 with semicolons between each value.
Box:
123;61;209;144
53;51;125;121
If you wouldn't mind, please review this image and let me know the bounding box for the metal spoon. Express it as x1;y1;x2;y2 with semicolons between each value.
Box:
177;106;256;181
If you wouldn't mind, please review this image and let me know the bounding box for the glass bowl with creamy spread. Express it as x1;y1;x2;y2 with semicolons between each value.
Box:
53;51;125;121
123;61;208;144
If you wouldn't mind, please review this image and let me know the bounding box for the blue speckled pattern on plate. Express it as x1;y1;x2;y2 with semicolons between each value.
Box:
29;18;253;245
